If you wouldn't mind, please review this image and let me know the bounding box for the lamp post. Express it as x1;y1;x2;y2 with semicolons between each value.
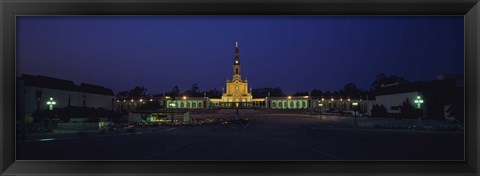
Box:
414;96;424;119
169;103;176;108
414;96;424;109
318;103;324;116
46;97;56;111
352;102;359;128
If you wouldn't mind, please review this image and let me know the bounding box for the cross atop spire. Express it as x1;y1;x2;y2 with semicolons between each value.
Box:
235;41;238;48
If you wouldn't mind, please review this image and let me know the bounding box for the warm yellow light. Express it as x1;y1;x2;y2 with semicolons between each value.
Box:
340;99;343;101
131;99;134;102
288;96;291;99
321;98;325;101
352;102;359;106
331;98;334;101
183;96;187;100
150;99;153;101
140;99;143;102
348;99;351;101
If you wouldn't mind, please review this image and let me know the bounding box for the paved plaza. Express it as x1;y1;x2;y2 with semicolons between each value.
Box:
17;113;464;160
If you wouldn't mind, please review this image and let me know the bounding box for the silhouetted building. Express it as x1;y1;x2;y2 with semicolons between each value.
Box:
371;75;463;120
17;74;116;122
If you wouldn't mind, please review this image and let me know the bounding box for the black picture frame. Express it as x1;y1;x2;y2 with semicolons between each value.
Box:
1;0;479;175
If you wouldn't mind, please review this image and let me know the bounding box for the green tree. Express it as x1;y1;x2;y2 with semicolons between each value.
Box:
343;83;363;99
371;73;409;90
184;83;202;96
400;98;416;119
129;86;148;99
252;87;285;97
310;89;323;97
371;104;387;117
293;91;308;96
170;85;180;97
206;88;221;98
116;91;130;100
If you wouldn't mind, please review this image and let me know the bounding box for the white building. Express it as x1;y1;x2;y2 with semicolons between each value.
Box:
17;74;116;120
375;92;423;114
370;76;461;119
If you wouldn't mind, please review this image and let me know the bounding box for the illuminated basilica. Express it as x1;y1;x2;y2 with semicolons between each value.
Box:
220;42;254;107
154;41;367;111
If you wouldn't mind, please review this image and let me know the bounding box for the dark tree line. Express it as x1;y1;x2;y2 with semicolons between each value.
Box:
116;86;148;100
400;98;417;119
117;73;409;100
252;87;285;97
292;83;366;99
117;83;204;100
371;73;409;90
291;73;409;99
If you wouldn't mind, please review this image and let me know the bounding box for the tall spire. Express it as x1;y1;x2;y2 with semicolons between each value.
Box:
232;40;241;80
234;41;239;54
234;41;240;65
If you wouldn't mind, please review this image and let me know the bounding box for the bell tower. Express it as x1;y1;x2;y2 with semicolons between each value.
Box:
232;41;241;81
222;40;253;106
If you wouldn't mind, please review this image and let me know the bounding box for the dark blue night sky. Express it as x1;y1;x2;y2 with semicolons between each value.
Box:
17;16;464;95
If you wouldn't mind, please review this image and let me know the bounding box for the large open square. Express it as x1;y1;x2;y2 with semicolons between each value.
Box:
17;113;464;160
15;16;465;161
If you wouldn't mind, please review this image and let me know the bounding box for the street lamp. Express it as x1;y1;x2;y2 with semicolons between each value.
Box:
352;102;359;128
414;96;425;120
414;96;424;109
46;97;56;111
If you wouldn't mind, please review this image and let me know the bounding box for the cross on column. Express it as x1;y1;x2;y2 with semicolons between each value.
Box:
46;97;56;110
414;96;424;109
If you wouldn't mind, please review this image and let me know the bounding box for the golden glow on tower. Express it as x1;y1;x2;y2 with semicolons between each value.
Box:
222;41;253;104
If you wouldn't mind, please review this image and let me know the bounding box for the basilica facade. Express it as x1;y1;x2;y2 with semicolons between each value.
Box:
219;42;254;107
155;41;368;112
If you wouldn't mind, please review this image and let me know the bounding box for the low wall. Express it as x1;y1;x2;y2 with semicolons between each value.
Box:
58;123;99;130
